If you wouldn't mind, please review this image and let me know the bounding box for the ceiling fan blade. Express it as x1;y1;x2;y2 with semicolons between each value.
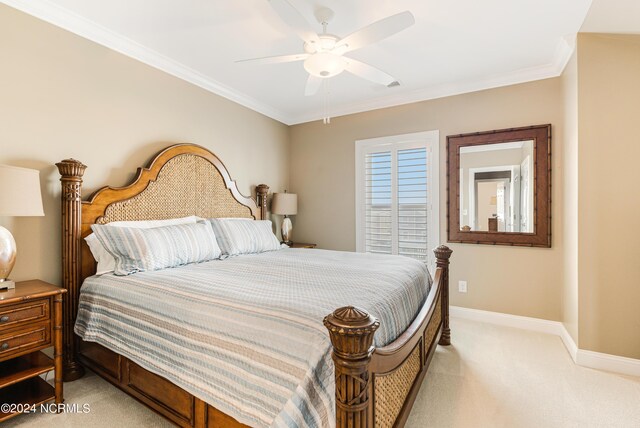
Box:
236;53;309;64
268;0;321;49
334;11;415;54
344;58;397;86
305;75;323;96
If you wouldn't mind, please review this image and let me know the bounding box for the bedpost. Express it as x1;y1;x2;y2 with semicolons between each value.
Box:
255;184;269;220
56;159;87;381
435;245;453;346
324;306;380;428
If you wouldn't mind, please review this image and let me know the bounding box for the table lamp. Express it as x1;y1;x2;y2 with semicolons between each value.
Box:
271;191;297;245
0;165;45;289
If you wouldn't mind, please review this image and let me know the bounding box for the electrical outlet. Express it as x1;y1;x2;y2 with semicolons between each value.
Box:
458;280;468;293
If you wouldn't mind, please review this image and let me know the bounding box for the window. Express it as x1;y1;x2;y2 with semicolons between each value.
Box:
355;131;439;266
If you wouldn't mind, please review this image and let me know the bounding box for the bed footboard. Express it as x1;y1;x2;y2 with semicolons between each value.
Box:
324;246;452;428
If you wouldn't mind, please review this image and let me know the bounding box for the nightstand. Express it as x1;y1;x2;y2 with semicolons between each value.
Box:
289;242;317;249
0;280;66;422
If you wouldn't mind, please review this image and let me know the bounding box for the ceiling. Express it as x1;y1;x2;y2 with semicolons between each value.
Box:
0;0;607;124
581;0;640;33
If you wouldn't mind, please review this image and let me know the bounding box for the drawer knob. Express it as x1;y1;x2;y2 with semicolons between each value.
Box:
1;343;8;350
0;316;8;323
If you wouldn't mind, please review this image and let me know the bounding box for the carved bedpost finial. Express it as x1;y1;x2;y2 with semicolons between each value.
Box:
434;245;453;346
56;159;87;181
434;245;453;265
324;306;379;428
55;158;87;381
255;184;269;220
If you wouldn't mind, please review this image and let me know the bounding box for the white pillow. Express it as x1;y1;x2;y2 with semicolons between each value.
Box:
209;218;281;256
85;216;200;274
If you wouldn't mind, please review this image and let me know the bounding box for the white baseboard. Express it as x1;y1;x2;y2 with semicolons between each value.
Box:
450;306;563;336
450;306;640;377
558;322;578;362
576;350;640;377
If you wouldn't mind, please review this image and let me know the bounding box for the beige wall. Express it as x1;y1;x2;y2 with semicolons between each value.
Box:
577;34;640;358
290;79;564;321
561;50;580;344
0;5;290;285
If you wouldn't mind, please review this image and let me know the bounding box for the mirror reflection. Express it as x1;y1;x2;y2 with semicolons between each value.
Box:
459;140;534;233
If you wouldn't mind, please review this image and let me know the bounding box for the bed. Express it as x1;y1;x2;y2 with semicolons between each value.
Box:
56;144;453;428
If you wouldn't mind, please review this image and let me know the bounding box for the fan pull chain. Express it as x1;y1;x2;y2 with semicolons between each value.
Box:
323;79;331;124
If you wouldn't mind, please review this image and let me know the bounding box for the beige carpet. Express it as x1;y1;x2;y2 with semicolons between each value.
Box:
6;318;640;427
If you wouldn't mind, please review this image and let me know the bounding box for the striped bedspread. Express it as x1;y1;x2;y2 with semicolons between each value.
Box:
75;248;431;428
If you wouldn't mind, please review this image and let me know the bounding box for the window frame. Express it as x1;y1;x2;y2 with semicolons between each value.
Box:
355;130;440;266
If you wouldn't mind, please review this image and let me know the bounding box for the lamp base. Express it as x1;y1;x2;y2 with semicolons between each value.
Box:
0;225;17;287
281;216;293;244
0;279;15;290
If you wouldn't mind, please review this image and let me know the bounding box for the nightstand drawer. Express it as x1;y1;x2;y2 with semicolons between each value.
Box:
0;299;50;330
0;322;50;359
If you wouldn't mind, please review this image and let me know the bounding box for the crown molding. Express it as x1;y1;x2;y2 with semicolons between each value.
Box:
3;0;577;127
1;0;292;124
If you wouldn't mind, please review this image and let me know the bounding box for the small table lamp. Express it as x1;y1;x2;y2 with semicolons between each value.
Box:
0;165;45;289
271;191;297;245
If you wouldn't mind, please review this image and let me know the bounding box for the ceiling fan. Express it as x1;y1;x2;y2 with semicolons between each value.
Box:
238;0;415;96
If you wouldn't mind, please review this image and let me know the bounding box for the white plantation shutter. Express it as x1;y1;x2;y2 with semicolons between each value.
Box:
356;131;439;266
397;148;429;260
365;152;392;255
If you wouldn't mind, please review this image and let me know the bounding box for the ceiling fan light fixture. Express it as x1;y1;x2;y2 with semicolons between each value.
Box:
304;34;338;54
319;34;338;50
304;53;346;78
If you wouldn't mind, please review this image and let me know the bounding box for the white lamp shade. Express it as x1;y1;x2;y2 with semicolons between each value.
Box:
0;165;45;217
271;193;297;215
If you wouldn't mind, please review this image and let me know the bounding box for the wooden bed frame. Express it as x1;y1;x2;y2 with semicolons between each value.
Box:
56;144;453;428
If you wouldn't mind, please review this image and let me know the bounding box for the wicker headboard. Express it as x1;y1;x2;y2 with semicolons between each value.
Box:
55;144;269;379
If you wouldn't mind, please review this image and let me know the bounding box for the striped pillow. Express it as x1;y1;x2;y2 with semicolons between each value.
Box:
85;216;201;275
209;219;281;256
91;222;222;276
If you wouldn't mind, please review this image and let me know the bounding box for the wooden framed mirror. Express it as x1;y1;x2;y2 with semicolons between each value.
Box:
447;124;551;247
